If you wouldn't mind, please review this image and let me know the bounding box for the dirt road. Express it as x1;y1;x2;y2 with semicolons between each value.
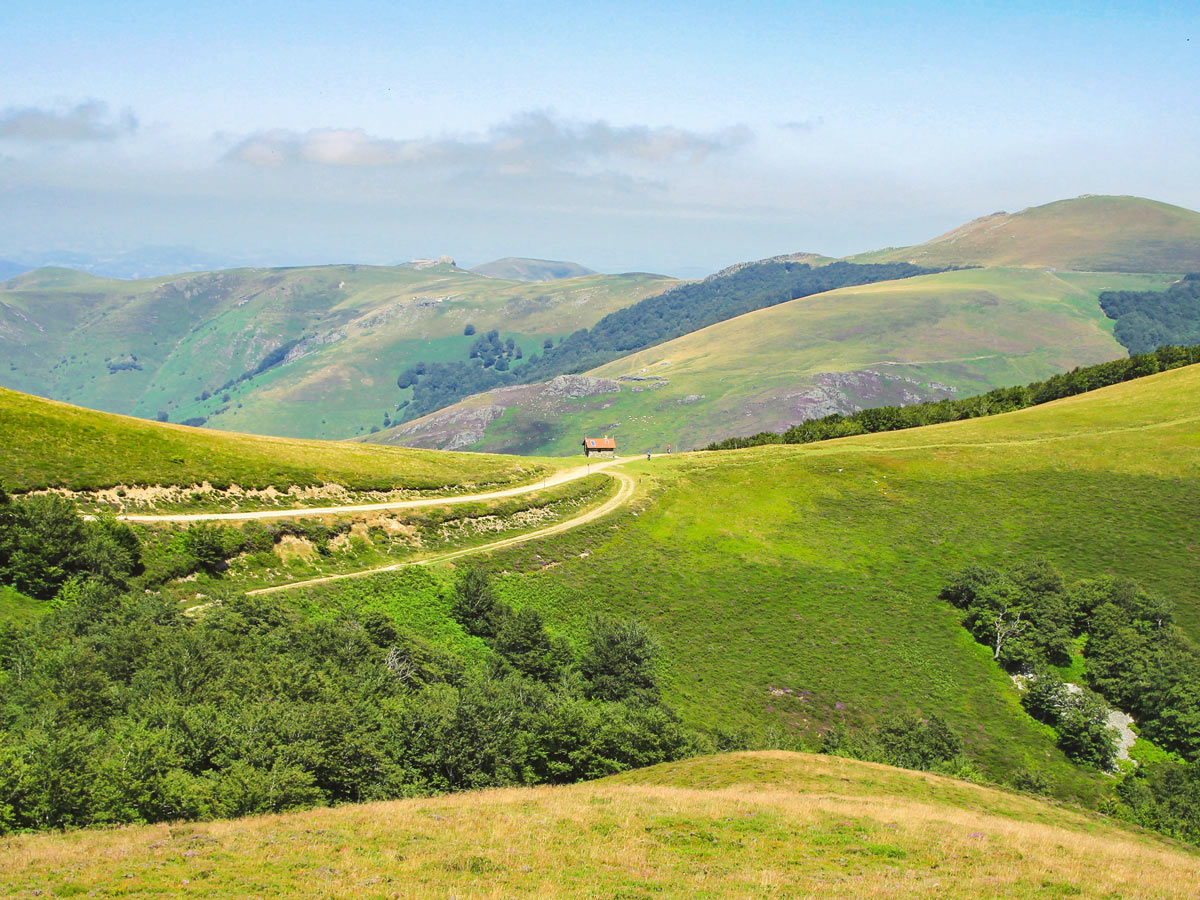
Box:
245;470;636;595
119;457;628;523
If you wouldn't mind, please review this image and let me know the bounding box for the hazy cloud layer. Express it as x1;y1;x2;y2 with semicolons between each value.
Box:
227;112;753;171
0;101;138;142
779;118;824;133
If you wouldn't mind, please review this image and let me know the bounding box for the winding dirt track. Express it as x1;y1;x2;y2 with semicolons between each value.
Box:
245;470;636;595
118;457;628;523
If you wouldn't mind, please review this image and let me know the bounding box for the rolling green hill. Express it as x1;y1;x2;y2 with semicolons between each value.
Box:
0;385;558;494
371;195;1200;455
5;752;1197;899
0;262;675;439
377;267;1173;453
852;195;1200;272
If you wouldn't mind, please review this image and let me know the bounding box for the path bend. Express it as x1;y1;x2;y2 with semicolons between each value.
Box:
245;470;636;595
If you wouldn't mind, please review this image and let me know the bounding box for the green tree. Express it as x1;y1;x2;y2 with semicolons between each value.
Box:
580;617;660;704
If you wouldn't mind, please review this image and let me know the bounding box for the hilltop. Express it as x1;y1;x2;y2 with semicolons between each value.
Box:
4;752;1196;899
468;256;597;281
853;195;1200;272
0;262;674;439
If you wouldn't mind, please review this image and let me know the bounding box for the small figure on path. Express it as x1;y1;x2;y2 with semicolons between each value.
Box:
647;451;651;460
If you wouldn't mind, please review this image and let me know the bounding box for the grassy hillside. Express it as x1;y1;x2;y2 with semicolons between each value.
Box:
0;262;674;439
0;386;558;494
417;364;1200;786
378;267;1172;454
853;195;1200;272
5;752;1196;899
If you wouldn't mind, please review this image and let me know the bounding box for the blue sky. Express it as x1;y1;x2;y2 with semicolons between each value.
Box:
1;0;1197;275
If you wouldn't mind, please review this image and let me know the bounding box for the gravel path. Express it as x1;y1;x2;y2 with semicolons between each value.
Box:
118;457;630;523
245;470;636;595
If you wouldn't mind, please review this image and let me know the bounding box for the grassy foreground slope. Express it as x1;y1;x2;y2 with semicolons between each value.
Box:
381;267;1170;453
463;364;1200;784
853;195;1200;272
0;386;556;494
5;752;1196;899
0;262;674;439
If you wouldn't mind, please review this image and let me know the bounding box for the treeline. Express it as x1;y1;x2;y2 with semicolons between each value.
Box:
941;561;1200;844
516;261;941;380
704;343;1200;451
1101;274;1200;355
0;567;695;832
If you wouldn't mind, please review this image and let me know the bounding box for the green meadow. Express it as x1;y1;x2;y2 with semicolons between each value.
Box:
393;364;1198;794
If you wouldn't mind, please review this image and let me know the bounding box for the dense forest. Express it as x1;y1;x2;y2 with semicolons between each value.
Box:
941;561;1200;843
1100;274;1200;354
392;260;942;424
0;568;694;831
703;343;1200;451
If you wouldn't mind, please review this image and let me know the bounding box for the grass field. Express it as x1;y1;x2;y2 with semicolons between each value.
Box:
386;266;1175;454
0;263;675;439
0;386;563;494
4;751;1196;899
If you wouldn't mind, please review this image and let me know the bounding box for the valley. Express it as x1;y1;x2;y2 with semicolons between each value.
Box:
3;195;1200;897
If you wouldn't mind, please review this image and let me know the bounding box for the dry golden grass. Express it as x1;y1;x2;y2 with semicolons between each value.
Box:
3;752;1196;899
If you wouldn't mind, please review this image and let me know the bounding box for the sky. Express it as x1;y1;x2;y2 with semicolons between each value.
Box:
1;0;1198;276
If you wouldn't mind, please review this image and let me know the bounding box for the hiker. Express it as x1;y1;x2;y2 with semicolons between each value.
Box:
647;451;651;460
667;444;672;454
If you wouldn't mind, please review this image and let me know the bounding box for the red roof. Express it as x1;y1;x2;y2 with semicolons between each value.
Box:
583;437;616;449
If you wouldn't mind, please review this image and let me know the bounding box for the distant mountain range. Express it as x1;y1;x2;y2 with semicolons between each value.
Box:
469;257;597;282
1;246;252;280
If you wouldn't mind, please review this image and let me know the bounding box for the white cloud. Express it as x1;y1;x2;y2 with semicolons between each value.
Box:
0;101;138;142
226;112;753;172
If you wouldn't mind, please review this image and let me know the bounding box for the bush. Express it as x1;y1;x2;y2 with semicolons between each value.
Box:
820;713;967;773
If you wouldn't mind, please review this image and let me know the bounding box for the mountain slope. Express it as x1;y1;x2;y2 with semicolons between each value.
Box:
0;263;674;438
5;752;1196;899
0;385;556;494
376;267;1171;453
469;256;596;281
853;195;1200;272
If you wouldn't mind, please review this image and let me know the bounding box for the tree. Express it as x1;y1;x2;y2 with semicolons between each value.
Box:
463;323;476;336
452;567;502;638
1056;689;1120;769
581;617;660;704
493;606;557;682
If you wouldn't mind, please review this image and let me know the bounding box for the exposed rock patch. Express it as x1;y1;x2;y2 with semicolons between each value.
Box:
381;374;621;450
